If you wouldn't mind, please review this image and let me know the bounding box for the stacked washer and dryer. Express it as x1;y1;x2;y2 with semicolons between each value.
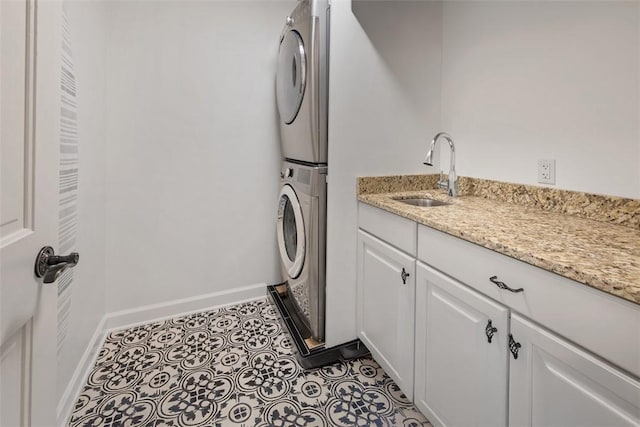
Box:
274;0;330;352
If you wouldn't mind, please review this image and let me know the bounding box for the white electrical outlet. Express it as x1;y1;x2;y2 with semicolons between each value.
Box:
537;159;556;184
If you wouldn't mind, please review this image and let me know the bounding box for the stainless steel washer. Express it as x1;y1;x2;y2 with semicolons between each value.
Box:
276;0;330;164
276;160;327;341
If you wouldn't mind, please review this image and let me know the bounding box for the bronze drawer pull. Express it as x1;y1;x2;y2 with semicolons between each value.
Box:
489;276;524;293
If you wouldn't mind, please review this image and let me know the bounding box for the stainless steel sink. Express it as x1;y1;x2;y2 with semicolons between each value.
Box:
393;197;450;207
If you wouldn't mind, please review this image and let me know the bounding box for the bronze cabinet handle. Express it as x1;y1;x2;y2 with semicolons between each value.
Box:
489;276;524;293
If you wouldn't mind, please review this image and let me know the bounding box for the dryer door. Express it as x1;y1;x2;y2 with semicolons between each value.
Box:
277;184;305;279
276;30;306;124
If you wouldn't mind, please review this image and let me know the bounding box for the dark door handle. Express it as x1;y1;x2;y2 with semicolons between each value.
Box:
485;319;498;343
34;246;80;284
400;268;410;284
509;334;522;359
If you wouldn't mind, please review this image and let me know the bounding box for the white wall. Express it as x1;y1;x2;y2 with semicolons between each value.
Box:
56;1;640;378
441;1;640;198
104;1;295;313
57;0;108;406
325;0;442;346
325;0;639;346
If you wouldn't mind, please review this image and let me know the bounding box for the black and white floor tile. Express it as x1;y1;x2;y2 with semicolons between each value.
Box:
69;298;432;427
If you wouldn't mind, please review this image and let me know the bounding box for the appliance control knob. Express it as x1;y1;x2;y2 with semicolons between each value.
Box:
286;16;294;27
281;168;293;179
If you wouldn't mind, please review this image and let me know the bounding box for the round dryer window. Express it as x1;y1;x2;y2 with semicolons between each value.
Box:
277;184;305;279
276;30;306;124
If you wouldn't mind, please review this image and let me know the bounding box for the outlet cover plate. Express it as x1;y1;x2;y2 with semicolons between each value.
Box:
537;159;556;185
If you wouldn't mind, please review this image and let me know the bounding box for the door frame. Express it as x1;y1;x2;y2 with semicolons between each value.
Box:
31;1;63;425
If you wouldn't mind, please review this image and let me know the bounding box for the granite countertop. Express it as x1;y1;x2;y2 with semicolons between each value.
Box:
357;176;640;306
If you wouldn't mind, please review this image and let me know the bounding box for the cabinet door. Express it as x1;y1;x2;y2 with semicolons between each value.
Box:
357;230;415;399
509;314;640;427
415;262;509;427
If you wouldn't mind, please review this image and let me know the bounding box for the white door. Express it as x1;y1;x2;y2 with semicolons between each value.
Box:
1;1;62;425
357;230;415;399
509;314;640;427
414;262;509;427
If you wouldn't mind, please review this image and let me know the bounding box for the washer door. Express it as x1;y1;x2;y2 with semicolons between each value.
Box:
276;30;306;124
277;184;305;279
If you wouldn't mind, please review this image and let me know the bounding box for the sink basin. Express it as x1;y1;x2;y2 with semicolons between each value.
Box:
394;197;450;207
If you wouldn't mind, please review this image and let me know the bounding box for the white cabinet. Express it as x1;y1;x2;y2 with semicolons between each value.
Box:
415;262;509;427
509;314;640;427
356;202;640;427
418;225;640;379
357;229;415;399
414;259;640;427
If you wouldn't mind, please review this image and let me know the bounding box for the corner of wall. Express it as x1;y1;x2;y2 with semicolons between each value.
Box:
56;283;268;426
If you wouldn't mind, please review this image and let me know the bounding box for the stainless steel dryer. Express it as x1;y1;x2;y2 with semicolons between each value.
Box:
276;0;330;165
276;160;327;341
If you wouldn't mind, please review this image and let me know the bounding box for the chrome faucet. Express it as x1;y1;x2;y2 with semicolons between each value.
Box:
424;132;458;197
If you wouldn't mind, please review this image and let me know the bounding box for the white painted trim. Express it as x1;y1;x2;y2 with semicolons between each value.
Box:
56;283;268;426
57;316;106;427
102;283;267;332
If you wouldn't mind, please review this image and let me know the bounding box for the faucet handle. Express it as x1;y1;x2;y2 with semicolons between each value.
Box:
436;170;448;190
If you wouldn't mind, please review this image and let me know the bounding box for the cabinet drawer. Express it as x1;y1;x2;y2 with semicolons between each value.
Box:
418;225;640;379
358;202;417;256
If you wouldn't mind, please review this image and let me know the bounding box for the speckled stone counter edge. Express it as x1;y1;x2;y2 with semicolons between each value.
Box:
357;175;640;305
357;175;640;230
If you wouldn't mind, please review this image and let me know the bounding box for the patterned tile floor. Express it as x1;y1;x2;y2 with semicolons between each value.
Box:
69;298;432;426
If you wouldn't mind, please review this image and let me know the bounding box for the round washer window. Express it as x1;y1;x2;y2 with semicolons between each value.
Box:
283;199;298;262
277;184;305;279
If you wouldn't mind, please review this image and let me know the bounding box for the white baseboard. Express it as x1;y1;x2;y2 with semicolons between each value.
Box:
56;282;268;426
57;315;107;427
102;282;267;332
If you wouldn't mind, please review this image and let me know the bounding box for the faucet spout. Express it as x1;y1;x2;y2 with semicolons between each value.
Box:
423;132;458;197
